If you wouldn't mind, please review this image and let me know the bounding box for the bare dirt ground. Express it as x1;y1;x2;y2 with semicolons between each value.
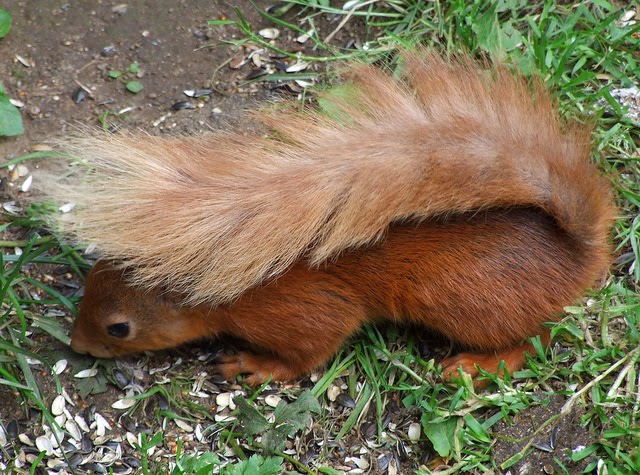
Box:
0;2;600;474
1;0;273;156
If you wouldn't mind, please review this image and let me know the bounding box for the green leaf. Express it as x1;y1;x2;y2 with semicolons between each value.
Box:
473;3;500;52
0;9;12;38
125;80;144;93
128;63;139;73
0;93;24;136
172;451;221;475
76;371;108;398
500;22;524;52
422;416;458;458
108;70;123;79
223;455;283;475
261;424;291;454
234;396;271;436
273;390;321;430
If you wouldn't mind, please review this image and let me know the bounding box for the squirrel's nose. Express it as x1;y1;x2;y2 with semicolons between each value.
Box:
69;336;88;355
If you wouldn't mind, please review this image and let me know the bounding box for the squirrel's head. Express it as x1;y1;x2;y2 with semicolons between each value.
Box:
71;260;213;358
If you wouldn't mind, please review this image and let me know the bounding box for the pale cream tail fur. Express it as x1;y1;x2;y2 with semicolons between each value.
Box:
44;51;613;305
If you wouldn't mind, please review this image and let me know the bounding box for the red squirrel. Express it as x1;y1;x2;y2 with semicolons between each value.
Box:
48;51;615;386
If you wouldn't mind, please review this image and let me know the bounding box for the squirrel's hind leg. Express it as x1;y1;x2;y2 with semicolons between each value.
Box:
440;330;551;388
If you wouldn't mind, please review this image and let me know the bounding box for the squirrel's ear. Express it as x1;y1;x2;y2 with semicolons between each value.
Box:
107;322;130;338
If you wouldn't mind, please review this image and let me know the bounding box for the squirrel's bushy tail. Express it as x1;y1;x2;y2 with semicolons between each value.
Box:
46;51;615;304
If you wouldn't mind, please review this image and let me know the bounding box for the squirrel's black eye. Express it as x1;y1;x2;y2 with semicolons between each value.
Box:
107;323;130;338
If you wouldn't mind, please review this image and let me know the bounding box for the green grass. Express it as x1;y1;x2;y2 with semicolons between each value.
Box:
2;0;640;473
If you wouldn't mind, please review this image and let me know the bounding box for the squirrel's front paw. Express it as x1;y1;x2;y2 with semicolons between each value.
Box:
214;352;302;386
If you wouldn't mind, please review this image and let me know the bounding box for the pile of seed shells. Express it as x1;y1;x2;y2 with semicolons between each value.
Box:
4;162;34;197
226;29;315;90
219;26;321;98
609;86;640;122
0;347;429;474
160;31;318;131
0;353;243;474
602;8;639;122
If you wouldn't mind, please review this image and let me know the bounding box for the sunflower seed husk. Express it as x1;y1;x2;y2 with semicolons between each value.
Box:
286;61;308;73
336;393;356;409
51;395;66;416
265;395;282;408
74;368;98;379
35;435;54;456
258;28;280;39
408;422;421;442
174;419;193;432
52;359;68;375
112;398;136;410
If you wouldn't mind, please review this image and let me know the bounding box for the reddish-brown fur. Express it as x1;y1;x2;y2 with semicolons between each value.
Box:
53;51;616;387
45;52;613;307
72;207;611;386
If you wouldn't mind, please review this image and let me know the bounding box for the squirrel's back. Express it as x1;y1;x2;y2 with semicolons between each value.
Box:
46;50;615;307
